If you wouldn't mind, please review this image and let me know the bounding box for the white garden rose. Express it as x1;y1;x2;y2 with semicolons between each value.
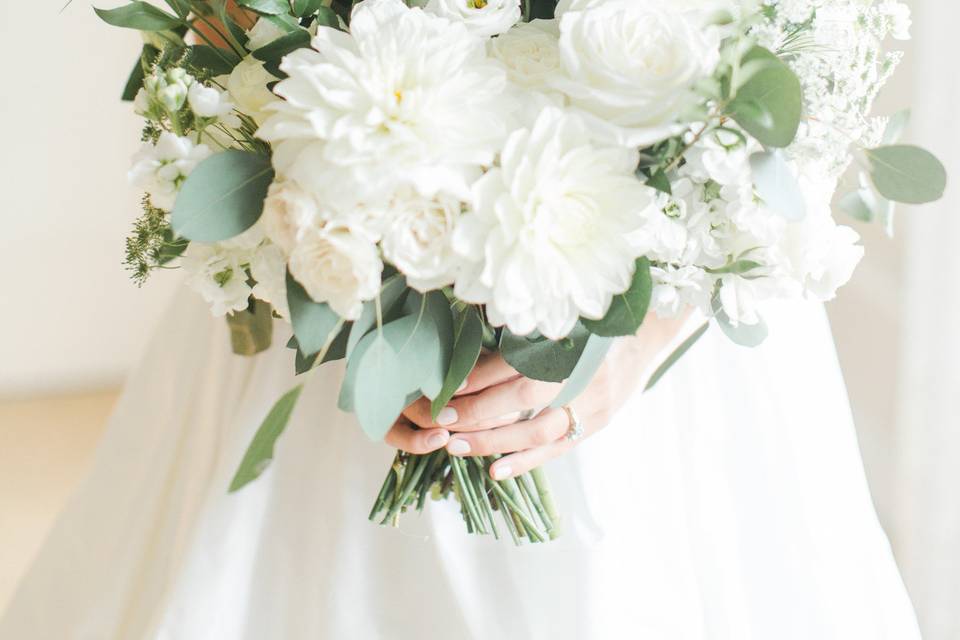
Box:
260;180;322;254
258;0;515;207
551;0;720;147
452;108;659;339
250;242;291;318
128;132;211;211
488;20;561;89
227;55;277;123
379;190;462;292
288;226;383;320
426;0;521;38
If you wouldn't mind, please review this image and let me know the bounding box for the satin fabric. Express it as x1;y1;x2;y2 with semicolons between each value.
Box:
0;293;921;639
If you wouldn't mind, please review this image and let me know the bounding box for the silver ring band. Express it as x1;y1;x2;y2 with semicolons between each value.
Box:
562;405;585;442
518;408;538;421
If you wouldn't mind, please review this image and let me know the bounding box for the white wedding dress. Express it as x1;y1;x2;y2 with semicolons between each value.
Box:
0;291;921;639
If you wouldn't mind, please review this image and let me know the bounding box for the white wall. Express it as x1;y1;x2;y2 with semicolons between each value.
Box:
0;1;180;396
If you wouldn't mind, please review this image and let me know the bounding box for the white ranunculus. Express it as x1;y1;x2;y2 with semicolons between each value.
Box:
128;132;212;211
452;108;659;339
187;82;235;119
258;0;514;206
227;55;277;122
379;190;462;291
550;0;720;146
246;17;288;51
426;0;521;38
488;19;561;90
260;180;322;254
288;226;383;320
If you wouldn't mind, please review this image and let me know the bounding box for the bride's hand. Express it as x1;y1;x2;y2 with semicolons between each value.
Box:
385;311;695;479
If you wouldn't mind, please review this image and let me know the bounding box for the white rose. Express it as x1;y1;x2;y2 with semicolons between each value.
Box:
551;0;720;146
227;55;277;122
261;180;322;254
488;20;561;89
127;132;212;211
288;226;383;320
380;190;462;292
246;17;289;51
187;82;235;119
250;242;291;319
452;108;659;339
426;0;521;38
780;217;864;302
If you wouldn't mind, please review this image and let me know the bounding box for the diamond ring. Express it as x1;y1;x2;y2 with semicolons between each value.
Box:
562;405;584;442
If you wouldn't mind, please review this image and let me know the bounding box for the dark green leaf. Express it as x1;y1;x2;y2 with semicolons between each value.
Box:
421;291;455;400
253;29;311;63
286;269;342;355
729;46;802;148
294;322;350;374
646;169;672;195
171;150;274;242
644;323;709;391
582;258;653;337
866;145;947;204
226;299;274;355
431;306;483;420
121;48;148;101
315;6;339;27
228;385;303;491
188;44;239;76
549;334;615;408
500;324;591;383
237;0;288;14
157;228;188;265
94;2;183;30
291;0;323;16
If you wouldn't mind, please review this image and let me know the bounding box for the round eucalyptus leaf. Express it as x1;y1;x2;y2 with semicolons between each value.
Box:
582;258;653;337
354;334;407;441
430;306;483;419
500;324;590;383
286;270;342;356
729;47;802;148
866;145;947;205
171;151;274;242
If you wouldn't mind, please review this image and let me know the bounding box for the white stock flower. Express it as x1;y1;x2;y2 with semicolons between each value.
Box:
187;82;235;119
452;108;658;339
258;0;514;206
181;243;254;317
227;55;277;122
128;132;211;211
426;0;521;38
551;0;720;146
288;226;383;320
260;180;322;254
379;190;462;291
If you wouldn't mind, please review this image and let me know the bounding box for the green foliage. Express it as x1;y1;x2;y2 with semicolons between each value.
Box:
500;324;591;383
749;149;806;220
728;46;802;148
346;275;409;357
291;0;323;16
253;29;312;64
94;2;183;31
171;150;274;242
286;270;342;356
582;257;653;337
645;169;672;195
226;299;274;355
882;109;911;145
229;385;303;491
237;0;289;14
431;305;483;419
645;323;709;391
865;145;947;204
549;334;614;408
124;196;188;286
712;296;768;347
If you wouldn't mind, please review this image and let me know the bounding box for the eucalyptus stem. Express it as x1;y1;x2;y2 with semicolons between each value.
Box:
531;467;560;539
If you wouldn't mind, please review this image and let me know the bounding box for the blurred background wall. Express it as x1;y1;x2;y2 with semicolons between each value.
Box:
0;0;957;637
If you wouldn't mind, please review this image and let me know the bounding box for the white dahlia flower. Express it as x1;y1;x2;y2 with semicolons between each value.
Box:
452;108;658;339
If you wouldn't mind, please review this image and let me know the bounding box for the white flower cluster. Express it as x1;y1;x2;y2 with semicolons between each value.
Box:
146;0;904;336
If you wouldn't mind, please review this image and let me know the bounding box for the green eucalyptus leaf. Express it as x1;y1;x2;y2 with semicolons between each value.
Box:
354;334;406;440
253;29;311;63
644;323;709;391
315;6;340;27
749;150;806;220
294;322;351;374
549;334;615;408
646;169;672;195
430;306;483;420
228;385;303;491
291;0;323;16
171;151;274;242
712;296;768;347
500;324;591;383
838;190;876;223
421;291;455;400
882;109;911;145
582;258;653;337
94;2;183;31
865;145;947;205
286;270;343;356
226;299;274;355
345;275;407;358
729;46;802;148
237;0;289;14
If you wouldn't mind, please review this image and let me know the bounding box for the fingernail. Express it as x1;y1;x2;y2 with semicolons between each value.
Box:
426;431;449;449
436;406;458;426
493;465;512;480
447;438;471;455
456;379;468;393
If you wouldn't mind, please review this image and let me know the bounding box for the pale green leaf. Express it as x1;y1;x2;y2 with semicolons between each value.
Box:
582;257;653;337
549;334;614;408
749;150;806;220
645;323;709;391
286;270;342;355
866;145;947;205
229;385;303;491
431;306;483;420
729;46;802;148
94;2;183;31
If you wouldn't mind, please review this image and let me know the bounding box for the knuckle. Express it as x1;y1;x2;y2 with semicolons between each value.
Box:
530;421;555;446
516;378;542;407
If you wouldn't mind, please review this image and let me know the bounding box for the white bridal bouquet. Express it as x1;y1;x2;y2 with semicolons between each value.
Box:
99;0;945;543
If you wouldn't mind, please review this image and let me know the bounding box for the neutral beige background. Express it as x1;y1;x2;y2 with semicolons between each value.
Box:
0;0;956;636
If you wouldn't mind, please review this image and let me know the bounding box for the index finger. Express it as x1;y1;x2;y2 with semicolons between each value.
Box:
456;351;519;396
